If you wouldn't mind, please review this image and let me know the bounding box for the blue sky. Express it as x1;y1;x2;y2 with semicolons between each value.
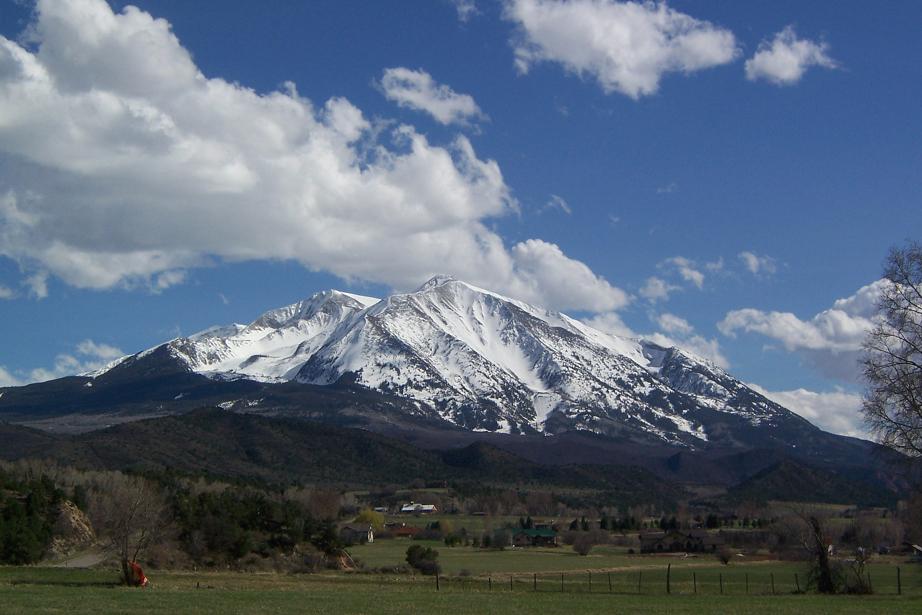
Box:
1;0;920;436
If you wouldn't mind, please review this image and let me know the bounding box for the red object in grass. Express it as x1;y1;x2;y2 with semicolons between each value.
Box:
128;560;148;587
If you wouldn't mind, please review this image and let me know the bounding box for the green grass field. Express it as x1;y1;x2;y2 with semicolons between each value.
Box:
3;550;921;614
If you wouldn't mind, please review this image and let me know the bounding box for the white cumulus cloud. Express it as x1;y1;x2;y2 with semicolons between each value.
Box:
508;239;629;312
718;280;888;381
379;67;485;126
749;384;866;438
13;339;126;384
0;366;23;387
581;311;636;338
655;312;693;335
0;0;626;314
503;0;739;98
745;26;836;86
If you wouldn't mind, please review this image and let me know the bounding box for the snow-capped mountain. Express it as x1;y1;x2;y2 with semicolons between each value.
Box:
88;275;815;448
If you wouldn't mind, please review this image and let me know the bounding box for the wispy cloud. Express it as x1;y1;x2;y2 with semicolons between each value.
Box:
662;256;705;289
541;194;572;215
639;276;678;303
451;0;479;22
379;67;485;126
738;251;777;276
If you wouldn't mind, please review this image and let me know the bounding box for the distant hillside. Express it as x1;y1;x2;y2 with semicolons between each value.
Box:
0;409;682;506
716;460;899;507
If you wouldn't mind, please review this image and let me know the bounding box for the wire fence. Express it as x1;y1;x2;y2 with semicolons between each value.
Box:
425;564;917;597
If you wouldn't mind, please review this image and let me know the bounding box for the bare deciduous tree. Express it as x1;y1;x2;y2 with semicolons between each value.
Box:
88;474;171;585
862;241;922;456
773;505;840;593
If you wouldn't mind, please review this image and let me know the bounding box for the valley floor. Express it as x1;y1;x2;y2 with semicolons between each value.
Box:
2;554;920;614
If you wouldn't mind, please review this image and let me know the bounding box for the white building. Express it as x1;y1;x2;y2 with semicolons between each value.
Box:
400;502;437;514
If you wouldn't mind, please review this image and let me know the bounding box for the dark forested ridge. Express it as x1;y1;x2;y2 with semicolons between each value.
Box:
0;408;903;508
0;409;676;497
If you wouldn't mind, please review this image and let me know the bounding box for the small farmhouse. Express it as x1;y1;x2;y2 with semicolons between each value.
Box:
513;528;559;547
400;502;437;514
339;524;374;545
640;529;723;553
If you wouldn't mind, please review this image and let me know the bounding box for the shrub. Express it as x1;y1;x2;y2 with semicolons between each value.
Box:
572;533;594;556
406;544;440;576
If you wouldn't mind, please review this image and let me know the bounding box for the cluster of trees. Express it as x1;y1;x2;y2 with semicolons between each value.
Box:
0;472;64;564
173;487;342;564
475;529;511;550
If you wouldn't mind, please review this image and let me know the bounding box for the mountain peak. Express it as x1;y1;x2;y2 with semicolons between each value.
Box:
415;274;459;291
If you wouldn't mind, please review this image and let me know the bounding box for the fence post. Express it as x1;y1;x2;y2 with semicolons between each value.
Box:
693;572;697;594
510;575;513;591
608;572;612;593
746;573;749;594
489;576;492;591
534;573;537;591
666;564;671;594
589;571;592;592
719;573;723;595
867;571;872;593
897;567;901;596
795;573;800;593
436;574;440;591
771;573;775;595
561;573;564;592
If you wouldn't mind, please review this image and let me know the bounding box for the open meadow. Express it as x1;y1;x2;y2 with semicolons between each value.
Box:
3;547;921;614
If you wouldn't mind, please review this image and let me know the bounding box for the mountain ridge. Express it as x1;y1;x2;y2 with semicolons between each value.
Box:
1;276;860;457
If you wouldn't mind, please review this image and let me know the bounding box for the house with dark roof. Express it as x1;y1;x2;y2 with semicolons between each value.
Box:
513;528;559;547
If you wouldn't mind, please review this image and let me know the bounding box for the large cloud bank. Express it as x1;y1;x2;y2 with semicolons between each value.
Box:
0;0;625;313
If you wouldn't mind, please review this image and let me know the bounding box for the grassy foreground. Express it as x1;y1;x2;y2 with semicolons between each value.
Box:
2;559;921;615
